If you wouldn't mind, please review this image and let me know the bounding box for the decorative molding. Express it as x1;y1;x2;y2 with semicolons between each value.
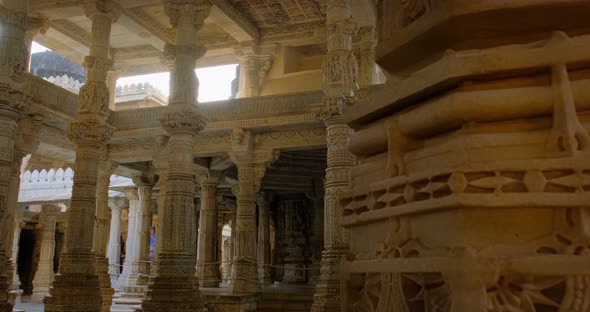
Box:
49;19;91;47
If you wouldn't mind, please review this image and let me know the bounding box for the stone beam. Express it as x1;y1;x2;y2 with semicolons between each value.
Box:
117;8;167;50
123;7;174;44
209;0;259;42
47;19;91;47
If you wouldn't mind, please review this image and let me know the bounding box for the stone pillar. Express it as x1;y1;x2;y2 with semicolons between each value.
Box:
196;170;222;288
44;2;119;311
256;193;272;285
0;2;29;311
117;188;142;293
133;175;155;288
229;131;278;293
24;16;48;71
31;205;60;301
228;204;236;281
312;0;357;310
307;188;324;285
107;205;122;282
278;198;308;284
142;2;210;311
6;116;41;306
94;159;117;312
151;135;169;276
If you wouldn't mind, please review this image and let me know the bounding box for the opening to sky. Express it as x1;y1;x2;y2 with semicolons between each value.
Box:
31;41;237;103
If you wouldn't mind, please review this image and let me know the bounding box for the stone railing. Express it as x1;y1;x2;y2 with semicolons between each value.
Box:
110;90;324;130
24;73;78;117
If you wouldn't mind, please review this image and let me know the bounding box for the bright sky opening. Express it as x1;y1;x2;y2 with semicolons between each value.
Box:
31;41;237;103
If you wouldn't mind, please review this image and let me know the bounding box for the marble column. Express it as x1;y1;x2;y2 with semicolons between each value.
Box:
107;205;122;282
307;191;324;285
256;193;272;285
94;159;117;312
151;135;169;277
142;2;210;311
6;116;41;305
117;188;142;293
229;136;278;293
133;175;155;288
312;0;357;311
0;2;29;311
196;170;222;287
44;3;118;311
228;204;236;281
279;198;307;284
31;206;60;301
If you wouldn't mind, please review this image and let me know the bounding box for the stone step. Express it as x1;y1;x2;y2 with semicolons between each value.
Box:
257;292;313;312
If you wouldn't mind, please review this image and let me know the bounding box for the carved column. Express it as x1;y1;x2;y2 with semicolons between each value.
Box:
44;3;118;311
142;2;210;311
151;135;169;275
307;188;324;285
31;205;60;301
0;1;29;310
278;197;308;284
107;205;122;282
256;193;272;285
312;0;357;310
117;188;142;294
133;175;155;288
196;170;222;288
94;158;117;312
228;203;236;281
229;131;278;293
6;116;41;306
24;16;48;71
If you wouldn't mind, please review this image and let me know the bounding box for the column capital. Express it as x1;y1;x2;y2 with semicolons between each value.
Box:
196;169;223;186
132;174;156;188
164;0;211;30
124;188;139;201
98;158;118;176
84;1;121;22
26;15;49;38
15;114;43;155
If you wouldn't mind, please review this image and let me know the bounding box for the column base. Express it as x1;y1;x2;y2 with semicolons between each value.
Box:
231;260;261;294
142;254;203;312
311;249;346;312
96;257;114;312
44;273;101;312
0;271;12;312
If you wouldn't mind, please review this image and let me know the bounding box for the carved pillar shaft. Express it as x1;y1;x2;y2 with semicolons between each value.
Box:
107;206;122;281
44;4;118;311
309;196;324;285
0;2;28;311
257;195;272;285
94;160;116;312
229;208;236;280
197;172;221;288
312;0;357;310
231;164;262;293
118;188;142;292
136;181;154;284
142;2;210;311
31;206;59;301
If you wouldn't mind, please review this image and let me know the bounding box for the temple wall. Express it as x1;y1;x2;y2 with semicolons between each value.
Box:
342;1;590;311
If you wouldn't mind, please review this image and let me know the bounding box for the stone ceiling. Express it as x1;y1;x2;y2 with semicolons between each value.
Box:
231;0;323;27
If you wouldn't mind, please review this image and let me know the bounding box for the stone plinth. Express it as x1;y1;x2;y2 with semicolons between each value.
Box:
202;292;259;312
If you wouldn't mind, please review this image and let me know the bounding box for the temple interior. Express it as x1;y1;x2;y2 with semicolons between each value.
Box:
1;0;590;312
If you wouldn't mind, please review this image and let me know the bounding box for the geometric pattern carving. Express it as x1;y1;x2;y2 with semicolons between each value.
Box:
342;168;590;218
232;0;323;27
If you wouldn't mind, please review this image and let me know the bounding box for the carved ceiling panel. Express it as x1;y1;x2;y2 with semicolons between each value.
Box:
231;0;324;28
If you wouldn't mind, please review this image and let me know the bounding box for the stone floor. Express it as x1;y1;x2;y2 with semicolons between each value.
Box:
12;284;315;312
